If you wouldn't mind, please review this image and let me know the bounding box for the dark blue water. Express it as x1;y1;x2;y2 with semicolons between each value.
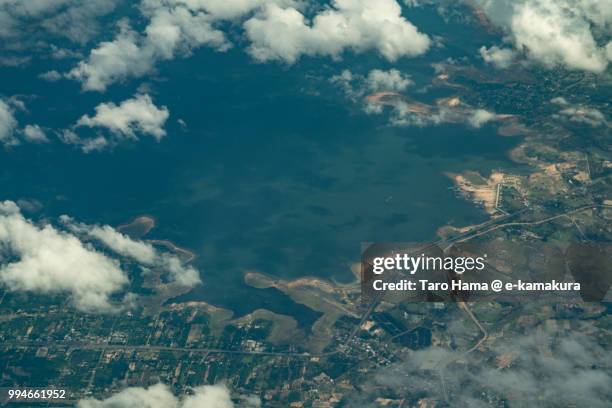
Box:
0;5;523;323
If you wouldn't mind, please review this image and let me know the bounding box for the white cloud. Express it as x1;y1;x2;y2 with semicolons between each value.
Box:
244;0;430;63
88;225;157;264
0;201;129;313
63;219;157;264
0;99;18;146
144;5;229;59
39;70;63;82
550;96;569;106
330;69;359;97
69;1;305;90
49;45;83;60
225;0;303;20
23;124;49;143
78;383;180;408
41;0;119;44
2;100;54;146
61;217;201;287
69;3;229;91
158;254;200;287
475;0;612;73
0;201;201;313
479;45;516;68
352;327;612;407
468;108;496;127
557;107;608;127
0;0;118;54
75;94;169;141
77;383;259;408
67;22;158;92
365;69;413;92
58;129;110;153
181;384;235;408
69;0;430;90
142;0;296;21
362;92;510;129
550;96;609;127
331;68;413;102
